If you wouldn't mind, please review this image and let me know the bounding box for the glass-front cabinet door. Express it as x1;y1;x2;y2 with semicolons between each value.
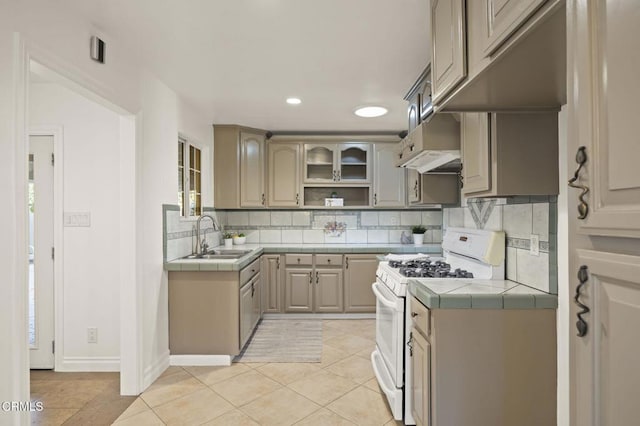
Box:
339;143;370;183
304;144;336;182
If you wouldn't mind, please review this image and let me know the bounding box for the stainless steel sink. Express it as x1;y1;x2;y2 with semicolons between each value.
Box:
211;249;253;256
182;249;253;260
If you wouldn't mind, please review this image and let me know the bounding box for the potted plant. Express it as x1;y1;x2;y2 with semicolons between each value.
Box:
233;232;246;245
412;225;427;246
223;232;234;249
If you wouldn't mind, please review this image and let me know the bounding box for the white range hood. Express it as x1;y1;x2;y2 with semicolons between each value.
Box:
396;114;461;173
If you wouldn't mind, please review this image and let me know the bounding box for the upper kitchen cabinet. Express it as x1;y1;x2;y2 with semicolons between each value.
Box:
566;0;640;238
432;0;566;111
408;169;459;206
404;66;434;132
373;143;406;208
461;112;558;198
431;0;467;104
267;142;300;208
214;125;267;209
304;143;371;184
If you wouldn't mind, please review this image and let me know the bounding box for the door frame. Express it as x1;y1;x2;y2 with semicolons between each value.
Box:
29;126;64;371
11;33;143;413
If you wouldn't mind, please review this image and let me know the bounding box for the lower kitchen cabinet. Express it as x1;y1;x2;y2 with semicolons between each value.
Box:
284;254;344;313
407;296;556;426
240;274;261;348
344;254;378;313
410;327;430;426
285;267;314;313
314;268;343;312
168;262;262;356
262;255;282;313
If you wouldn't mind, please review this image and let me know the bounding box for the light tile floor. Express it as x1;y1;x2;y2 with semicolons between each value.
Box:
114;319;401;425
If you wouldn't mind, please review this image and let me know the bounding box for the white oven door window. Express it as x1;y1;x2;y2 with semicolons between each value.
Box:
372;280;404;387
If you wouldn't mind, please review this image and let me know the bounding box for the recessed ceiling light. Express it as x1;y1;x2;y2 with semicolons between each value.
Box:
354;106;388;118
286;97;302;105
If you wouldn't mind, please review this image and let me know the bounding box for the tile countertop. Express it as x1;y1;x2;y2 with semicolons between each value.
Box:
165;243;442;272
409;279;558;310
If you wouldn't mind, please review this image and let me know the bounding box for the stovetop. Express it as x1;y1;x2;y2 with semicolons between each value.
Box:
387;259;475;279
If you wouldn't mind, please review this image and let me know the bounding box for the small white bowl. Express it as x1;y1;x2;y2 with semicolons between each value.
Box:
233;236;246;245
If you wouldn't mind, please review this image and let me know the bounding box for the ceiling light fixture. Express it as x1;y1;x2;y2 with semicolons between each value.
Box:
286;97;302;105
354;106;388;118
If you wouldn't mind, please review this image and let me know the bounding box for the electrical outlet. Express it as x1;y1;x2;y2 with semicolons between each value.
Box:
530;234;540;256
87;327;98;343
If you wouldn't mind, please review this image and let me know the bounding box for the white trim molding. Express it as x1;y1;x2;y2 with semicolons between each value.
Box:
143;350;170;390
58;357;120;372
170;355;232;367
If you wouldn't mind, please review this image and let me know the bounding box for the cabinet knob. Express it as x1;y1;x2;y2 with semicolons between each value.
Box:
297;258;301;264
327;259;331;263
411;312;418;317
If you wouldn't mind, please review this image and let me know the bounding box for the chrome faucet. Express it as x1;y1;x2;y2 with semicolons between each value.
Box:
196;214;219;255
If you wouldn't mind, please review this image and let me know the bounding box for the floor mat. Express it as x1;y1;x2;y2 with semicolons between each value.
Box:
235;319;322;363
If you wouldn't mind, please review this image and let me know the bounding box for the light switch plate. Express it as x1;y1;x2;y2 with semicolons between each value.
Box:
530;234;540;256
64;212;91;227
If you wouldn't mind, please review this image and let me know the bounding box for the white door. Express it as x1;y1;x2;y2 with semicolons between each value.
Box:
29;135;55;369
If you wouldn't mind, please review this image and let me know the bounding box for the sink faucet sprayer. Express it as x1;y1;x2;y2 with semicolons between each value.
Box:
196;214;219;255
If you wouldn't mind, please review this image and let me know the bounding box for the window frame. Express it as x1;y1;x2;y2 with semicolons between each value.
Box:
178;135;203;218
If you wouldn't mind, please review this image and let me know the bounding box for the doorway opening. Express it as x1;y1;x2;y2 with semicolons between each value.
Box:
25;58;140;405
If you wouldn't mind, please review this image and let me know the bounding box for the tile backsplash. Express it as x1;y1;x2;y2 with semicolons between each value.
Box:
163;205;221;261
218;209;442;245
443;196;557;294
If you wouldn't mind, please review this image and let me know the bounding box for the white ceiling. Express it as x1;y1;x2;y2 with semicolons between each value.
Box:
63;0;430;132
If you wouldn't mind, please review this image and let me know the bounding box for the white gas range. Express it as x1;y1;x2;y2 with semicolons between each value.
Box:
371;227;506;425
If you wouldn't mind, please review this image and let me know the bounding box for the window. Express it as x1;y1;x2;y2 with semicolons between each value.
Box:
178;137;202;217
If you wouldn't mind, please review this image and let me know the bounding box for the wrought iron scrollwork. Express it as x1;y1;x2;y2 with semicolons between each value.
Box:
568;146;589;219
574;265;590;337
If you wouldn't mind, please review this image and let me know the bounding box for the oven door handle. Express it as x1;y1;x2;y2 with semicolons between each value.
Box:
371;282;400;310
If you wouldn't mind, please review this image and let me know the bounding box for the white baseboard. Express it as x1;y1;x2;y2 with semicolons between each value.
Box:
263;313;375;320
170;355;232;367
57;356;120;372
143;350;170;389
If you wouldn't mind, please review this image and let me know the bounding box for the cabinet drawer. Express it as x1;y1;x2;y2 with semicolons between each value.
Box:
410;296;430;337
240;258;260;285
285;254;313;266
315;254;343;266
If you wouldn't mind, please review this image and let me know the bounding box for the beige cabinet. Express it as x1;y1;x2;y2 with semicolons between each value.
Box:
373;143;405;207
461;112;558;197
568;2;640;425
407;296;556;426
240;132;266;207
343;255;378;313
482;0;548;56
267;142;300;207
431;0;467;104
261;255;282;313
284;254;343;313
434;0;564;111
284;267;313;313
304;143;371;184
213;125;267;209
240;273;261;349
314;268;343;313
410;327;430;426
408;169;459;206
460;112;490;194
169;267;261;356
572;250;640;426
